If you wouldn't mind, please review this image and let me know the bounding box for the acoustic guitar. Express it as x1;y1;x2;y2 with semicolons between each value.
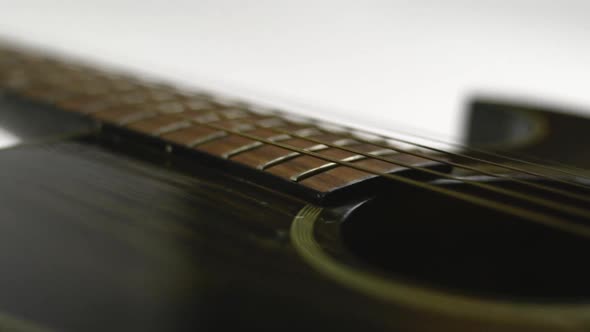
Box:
0;44;589;332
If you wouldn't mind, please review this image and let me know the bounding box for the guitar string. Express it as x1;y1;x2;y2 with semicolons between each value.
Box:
188;119;590;220
344;124;590;184
20;53;590;187
206;73;590;183
192;121;590;240
6;66;580;214
3;48;589;189
253;124;590;204
256;108;590;189
225;108;590;203
123;93;590;206
52;81;590;239
199;89;590;194
456;147;590;179
6;81;590;239
3;51;590;222
340;118;590;180
165;89;590;205
6;69;590;217
174;86;590;192
27;73;589;224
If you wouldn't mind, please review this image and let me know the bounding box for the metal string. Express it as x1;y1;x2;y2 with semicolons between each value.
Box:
257;108;590;190
191;120;590;240
3;47;589;188
8;70;590;218
222;109;590;203
12;75;590;219
188;119;590;221
339;117;590;185
346;126;590;186
343;120;590;181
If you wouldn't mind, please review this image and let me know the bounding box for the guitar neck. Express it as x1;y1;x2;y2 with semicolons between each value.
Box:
0;46;446;203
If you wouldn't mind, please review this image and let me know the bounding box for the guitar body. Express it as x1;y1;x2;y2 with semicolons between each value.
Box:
0;49;589;332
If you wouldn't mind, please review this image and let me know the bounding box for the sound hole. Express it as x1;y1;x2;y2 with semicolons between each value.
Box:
341;182;590;302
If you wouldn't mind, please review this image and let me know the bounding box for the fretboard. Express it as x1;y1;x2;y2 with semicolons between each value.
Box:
0;46;448;202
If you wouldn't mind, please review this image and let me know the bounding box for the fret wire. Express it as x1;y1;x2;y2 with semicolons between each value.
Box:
220;125;293;160
152;121;192;136
244;124;590;220
333;138;358;146
333;149;396;163
196;121;590;240
340;155;367;163
257;152;300;170
261;124;590;204
186;131;228;147
258;118;285;128
294;128;322;137
292;153;380;182
117;110;159;126
257;143;332;171
222;142;264;159
306;144;329;152
291;162;338;182
267;134;291;142
232;124;256;132
193;113;220;123
369;149;398;157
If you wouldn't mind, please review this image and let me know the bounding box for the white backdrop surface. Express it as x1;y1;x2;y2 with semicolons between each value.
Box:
1;0;589;141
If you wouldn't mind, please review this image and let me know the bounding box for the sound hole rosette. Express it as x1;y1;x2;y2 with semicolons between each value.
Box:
290;204;590;332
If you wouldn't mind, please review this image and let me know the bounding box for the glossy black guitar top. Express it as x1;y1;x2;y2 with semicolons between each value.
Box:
0;45;589;332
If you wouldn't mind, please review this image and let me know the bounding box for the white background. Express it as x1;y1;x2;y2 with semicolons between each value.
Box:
1;0;589;141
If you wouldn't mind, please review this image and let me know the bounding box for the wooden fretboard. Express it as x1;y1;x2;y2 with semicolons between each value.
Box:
0;46;447;202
